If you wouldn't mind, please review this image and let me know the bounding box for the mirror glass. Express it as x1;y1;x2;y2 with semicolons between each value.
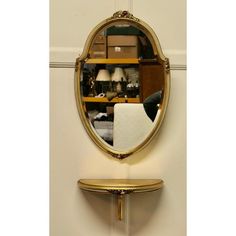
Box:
75;12;170;158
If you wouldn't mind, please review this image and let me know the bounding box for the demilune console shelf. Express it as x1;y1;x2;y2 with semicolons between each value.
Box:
78;179;164;220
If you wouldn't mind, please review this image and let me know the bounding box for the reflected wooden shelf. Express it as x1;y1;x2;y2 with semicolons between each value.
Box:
85;58;139;64
82;97;140;103
78;179;163;220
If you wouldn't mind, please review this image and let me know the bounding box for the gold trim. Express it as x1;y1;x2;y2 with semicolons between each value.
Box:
165;58;170;73
78;179;164;220
107;11;140;22
74;11;171;159
78;179;163;193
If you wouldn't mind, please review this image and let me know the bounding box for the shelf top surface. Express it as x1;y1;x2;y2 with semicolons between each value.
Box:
78;179;163;194
82;97;140;103
85;58;139;64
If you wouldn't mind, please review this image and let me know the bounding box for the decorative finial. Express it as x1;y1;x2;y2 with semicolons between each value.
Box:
107;11;139;22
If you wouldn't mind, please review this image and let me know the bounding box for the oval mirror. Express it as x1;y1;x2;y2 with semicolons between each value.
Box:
75;11;170;159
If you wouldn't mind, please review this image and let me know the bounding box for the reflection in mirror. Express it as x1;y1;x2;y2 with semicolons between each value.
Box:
80;23;165;151
75;11;170;159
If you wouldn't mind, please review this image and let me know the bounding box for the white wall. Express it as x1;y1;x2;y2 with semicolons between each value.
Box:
50;1;186;235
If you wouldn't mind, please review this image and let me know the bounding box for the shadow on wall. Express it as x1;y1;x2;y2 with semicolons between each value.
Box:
79;189;112;224
129;189;164;234
77;187;163;234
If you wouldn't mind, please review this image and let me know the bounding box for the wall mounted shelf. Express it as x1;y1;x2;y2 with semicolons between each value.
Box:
82;97;140;103
85;58;139;64
78;179;163;220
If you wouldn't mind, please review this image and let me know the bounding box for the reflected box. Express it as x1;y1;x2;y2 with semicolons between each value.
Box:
107;35;139;58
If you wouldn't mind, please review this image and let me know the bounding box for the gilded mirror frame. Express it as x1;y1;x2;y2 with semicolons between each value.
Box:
75;11;170;159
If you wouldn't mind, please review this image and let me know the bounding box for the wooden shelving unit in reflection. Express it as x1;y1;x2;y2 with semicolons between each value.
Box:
82;97;140;103
85;58;139;64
